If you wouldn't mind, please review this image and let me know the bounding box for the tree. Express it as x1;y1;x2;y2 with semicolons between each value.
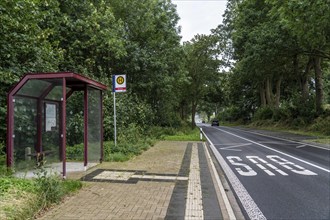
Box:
109;0;184;126
183;34;221;128
0;0;63;142
267;0;330;114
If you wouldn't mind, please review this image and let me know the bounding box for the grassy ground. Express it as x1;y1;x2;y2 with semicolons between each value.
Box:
163;127;201;141
0;125;202;219
237;123;330;146
0;168;82;220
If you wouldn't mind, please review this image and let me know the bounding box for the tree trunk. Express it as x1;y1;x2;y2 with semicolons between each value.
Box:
265;78;272;107
260;82;266;107
313;56;323;115
293;54;299;76
301;57;313;102
191;102;197;129
275;77;282;109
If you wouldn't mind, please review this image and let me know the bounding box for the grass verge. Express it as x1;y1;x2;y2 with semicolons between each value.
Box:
241;122;330;146
163;127;201;141
0;168;82;220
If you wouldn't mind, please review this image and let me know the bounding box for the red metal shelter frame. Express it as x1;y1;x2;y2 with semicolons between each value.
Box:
7;72;107;178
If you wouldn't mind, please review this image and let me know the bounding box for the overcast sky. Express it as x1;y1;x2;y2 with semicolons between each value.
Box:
173;0;228;42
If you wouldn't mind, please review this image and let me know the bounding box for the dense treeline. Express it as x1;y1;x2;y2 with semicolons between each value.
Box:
1;0;329;154
210;0;330;134
0;0;187;148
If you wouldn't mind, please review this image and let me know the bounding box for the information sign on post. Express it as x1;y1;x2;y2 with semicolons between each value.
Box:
112;75;126;147
112;75;126;92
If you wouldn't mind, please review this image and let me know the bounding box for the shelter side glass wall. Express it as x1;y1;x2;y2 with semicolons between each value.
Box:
88;88;101;162
66;92;84;161
13;79;63;173
16;79;50;97
42;101;61;167
13;97;37;171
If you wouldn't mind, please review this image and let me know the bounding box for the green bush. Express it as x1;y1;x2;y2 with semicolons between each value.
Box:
163;127;200;141
0;177;35;196
0;142;9;176
146;126;176;139
217;106;243;122
272;107;290;122
34;168;82;207
292;117;308;128
66;143;84;161
107;152;130;162
0;170;82;219
310;116;330;135
102;123;158;162
66;113;84;146
253;107;273;121
34;169;63;206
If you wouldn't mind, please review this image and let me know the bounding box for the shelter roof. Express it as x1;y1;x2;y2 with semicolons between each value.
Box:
9;72;107;97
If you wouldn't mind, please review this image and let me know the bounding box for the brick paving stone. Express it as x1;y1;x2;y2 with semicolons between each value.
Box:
36;141;224;220
37;142;187;220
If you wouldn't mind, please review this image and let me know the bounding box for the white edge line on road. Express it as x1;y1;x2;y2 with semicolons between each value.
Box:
225;127;330;151
215;127;330;173
202;129;267;220
203;142;236;220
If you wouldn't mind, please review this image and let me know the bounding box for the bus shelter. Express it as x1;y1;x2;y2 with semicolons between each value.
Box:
6;72;107;178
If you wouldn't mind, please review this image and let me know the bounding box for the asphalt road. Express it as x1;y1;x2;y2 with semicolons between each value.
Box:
199;124;330;220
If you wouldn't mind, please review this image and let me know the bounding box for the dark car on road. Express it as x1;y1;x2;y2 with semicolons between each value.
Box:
211;119;219;126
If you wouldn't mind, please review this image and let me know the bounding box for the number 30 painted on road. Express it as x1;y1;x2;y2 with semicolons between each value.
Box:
227;155;317;176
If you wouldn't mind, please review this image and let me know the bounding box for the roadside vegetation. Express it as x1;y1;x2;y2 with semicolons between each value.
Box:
199;0;330;141
163;127;201;141
0;142;82;220
0;123;199;219
0;0;328;219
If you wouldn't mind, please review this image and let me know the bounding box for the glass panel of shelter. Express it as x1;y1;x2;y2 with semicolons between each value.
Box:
13;79;64;173
16;79;51;98
88;88;102;163
12;77;103;175
13;97;38;171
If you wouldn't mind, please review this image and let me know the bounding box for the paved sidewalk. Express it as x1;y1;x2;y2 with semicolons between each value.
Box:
38;141;224;220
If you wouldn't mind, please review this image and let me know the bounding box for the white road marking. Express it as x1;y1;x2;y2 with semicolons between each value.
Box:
202;130;267;220
227;155;317;176
204;143;236;220
220;143;251;151
224;127;330;150
246;156;289;176
131;175;188;181
93;171;135;181
227;156;257;176
185;143;204;220
215;143;250;146
267;155;317;176
247;156;276;176
214;127;330;173
265;163;288;176
258;141;298;146
296;145;306;149
93;171;189;181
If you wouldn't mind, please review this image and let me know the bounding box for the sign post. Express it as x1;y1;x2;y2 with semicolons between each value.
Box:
112;75;126;146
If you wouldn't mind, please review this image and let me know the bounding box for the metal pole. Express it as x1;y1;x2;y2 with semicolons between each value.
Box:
113;92;117;147
84;85;88;170
62;77;67;179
